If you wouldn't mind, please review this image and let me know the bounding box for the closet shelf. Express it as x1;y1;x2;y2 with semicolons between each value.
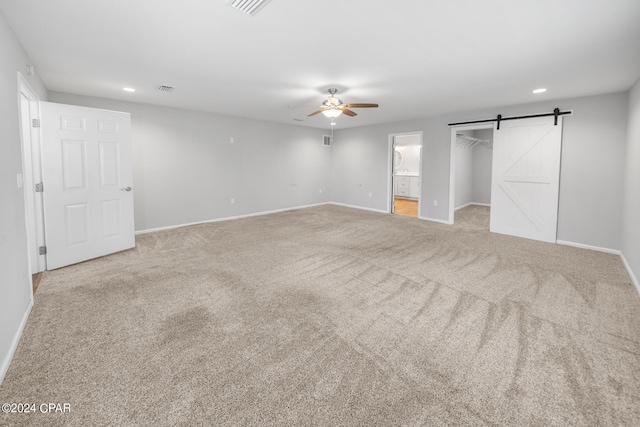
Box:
456;134;492;149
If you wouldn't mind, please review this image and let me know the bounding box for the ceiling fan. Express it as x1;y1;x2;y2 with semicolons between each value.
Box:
307;88;378;118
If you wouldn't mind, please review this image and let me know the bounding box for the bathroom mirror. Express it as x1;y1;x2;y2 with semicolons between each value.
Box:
394;149;403;169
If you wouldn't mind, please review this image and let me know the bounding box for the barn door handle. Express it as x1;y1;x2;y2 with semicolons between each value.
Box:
121;186;132;192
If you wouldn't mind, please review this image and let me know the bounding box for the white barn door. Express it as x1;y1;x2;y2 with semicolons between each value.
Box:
40;102;134;269
489;116;562;243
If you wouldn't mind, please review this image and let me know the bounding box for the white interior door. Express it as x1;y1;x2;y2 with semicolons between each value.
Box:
40;102;134;269
19;81;45;274
489;116;562;243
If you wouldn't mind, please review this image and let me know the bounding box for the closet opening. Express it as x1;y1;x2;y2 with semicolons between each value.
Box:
389;132;422;218
449;125;494;229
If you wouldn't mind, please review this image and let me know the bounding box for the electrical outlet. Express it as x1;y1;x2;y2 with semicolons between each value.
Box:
433;200;438;206
231;198;235;204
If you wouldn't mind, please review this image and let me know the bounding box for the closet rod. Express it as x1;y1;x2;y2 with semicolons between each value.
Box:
448;108;572;129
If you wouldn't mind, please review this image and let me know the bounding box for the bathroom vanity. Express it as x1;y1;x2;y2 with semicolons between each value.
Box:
394;173;420;199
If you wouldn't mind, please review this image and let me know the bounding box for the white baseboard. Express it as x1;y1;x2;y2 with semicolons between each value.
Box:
136;202;328;235
557;241;639;298
620;252;640;298
455;202;491;211
556;240;621;255
418;215;453;225
0;299;33;385
331;203;453;224
328;202;389;214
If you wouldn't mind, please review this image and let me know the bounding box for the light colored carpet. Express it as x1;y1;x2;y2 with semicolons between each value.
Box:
1;204;639;426
455;203;490;230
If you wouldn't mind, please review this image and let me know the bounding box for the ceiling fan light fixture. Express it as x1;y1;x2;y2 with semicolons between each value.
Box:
322;109;343;118
307;88;378;119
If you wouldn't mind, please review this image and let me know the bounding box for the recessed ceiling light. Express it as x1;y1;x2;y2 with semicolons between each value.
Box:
123;87;135;92
532;88;547;94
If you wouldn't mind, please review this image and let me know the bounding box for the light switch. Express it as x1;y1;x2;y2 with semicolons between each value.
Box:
16;173;23;189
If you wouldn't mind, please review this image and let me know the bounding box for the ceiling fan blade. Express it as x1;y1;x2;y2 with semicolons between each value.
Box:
343;103;378;108
342;108;357;117
307;109;325;117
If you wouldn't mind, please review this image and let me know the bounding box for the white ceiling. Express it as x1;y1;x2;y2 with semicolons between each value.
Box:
1;0;639;129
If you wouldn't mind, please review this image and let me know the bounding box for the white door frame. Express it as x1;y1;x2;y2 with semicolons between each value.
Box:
17;72;46;277
387;131;423;215
448;123;494;224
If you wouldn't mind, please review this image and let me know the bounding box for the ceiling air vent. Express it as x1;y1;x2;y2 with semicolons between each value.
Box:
226;0;273;16
156;85;175;93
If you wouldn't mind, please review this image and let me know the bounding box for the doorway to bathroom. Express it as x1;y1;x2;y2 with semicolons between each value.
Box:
389;132;422;218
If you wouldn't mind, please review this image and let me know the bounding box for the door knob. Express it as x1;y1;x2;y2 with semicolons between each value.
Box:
121;186;132;192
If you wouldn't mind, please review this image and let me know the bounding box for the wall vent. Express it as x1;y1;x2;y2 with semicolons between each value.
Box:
322;135;332;147
226;0;273;16
156;85;175;93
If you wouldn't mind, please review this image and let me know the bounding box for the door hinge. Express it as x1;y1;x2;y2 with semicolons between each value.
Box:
39;246;47;255
35;182;44;192
32;118;41;128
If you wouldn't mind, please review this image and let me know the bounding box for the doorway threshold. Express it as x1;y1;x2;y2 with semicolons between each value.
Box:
32;272;43;294
394;198;418;217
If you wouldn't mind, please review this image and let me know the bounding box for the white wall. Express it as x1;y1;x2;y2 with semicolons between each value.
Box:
48;92;331;232
0;11;47;383
329;129;391;212
331;92;628;251
622;78;640;290
555;93;628;250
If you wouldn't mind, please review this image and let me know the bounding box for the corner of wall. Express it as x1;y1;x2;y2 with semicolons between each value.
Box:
621;77;640;298
0;300;32;385
0;9;47;386
621;252;640;298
